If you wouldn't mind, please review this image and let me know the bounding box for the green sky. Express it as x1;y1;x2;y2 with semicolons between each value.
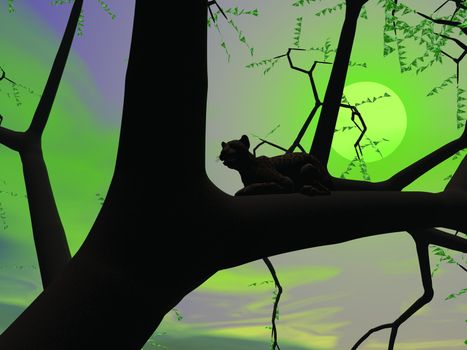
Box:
0;1;465;350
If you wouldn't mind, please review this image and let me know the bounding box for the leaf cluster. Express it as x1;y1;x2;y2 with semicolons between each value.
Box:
8;0;15;13
0;201;7;230
353;92;391;107
431;246;463;276
309;38;335;61
457;86;466;129
245;57;280;75
293;17;303;48
426;74;457;96
208;7;258;60
380;0;464;74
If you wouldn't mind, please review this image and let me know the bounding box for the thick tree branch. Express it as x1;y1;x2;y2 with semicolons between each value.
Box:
419;228;467;253
27;0;83;137
216;190;467;270
0;0;83;288
331;132;466;191
310;1;366;165
384;140;466;191
21;149;70;287
2;184;465;349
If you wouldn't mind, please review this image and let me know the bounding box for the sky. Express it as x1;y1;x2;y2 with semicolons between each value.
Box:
0;1;465;350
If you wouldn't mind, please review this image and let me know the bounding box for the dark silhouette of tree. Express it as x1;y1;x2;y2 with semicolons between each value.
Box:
0;1;465;350
0;0;83;288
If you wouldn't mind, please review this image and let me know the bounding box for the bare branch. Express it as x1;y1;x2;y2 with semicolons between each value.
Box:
263;257;282;350
417;11;467;35
417;12;461;27
253;138;289;156
0;66;18;85
433;0;450;14
207;0;228;23
281;50;331;153
338;104;367;159
352;236;433;350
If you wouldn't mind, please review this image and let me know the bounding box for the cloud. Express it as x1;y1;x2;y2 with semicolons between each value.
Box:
197;261;340;294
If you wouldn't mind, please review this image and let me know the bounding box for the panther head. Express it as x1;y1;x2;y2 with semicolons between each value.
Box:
219;135;251;170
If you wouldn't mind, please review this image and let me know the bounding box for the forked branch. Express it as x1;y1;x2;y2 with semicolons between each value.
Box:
207;0;227;23
352;234;433;350
276;49;332;153
339;103;367;159
0;0;84;288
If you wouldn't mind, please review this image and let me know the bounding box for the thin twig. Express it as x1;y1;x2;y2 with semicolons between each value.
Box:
263;257;282;350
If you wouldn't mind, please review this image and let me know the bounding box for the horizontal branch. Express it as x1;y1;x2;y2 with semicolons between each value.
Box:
215;189;467;269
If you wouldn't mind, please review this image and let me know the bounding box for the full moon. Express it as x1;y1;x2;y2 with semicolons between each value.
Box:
332;81;407;162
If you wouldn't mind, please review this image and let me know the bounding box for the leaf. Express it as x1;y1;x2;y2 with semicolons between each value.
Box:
360;6;368;19
292;17;303;48
8;0;15;13
315;2;345;16
96;0;116;19
426;75;457;96
384;44;396;56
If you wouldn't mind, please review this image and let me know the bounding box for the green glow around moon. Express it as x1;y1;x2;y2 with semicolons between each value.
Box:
332;81;407;162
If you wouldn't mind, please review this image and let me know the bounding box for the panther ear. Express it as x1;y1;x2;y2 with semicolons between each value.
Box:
240;135;250;149
221;141;226;148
